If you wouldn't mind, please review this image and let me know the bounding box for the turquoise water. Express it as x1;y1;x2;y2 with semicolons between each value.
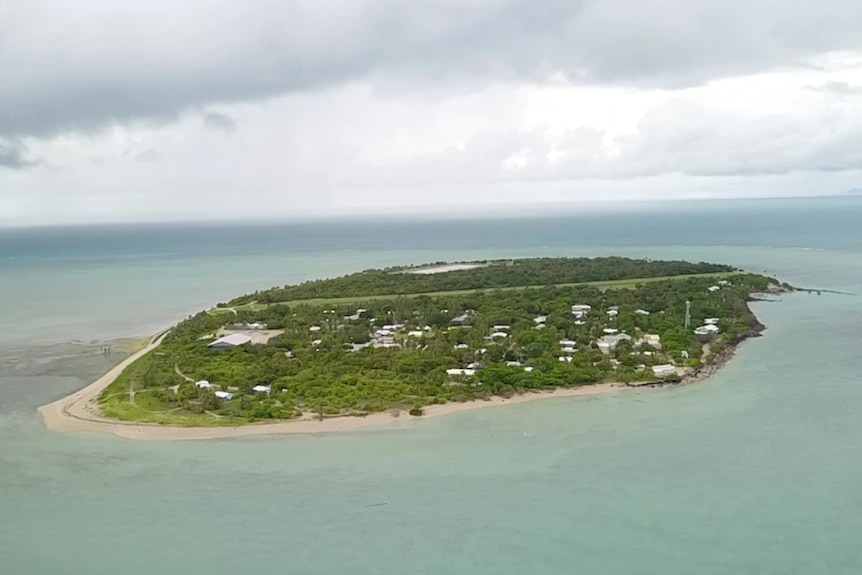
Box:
2;197;862;574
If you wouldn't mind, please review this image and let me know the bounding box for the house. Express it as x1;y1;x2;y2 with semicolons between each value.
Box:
607;309;619;317
559;356;573;362
718;280;731;286
523;367;534;372
635;309;650;316
247;322;267;330
559;338;577;347
450;314;469;326
571;304;591;318
708;286;721;292
311;339;323;346
534;323;546;329
195;380;212;389
214;391;233;400
492;325;511;332
446;368;476;379
603;328;619;334
652;364;676;377
309;325;322;332
637;334;662;349
574;320;586;326
704;318;720;325
534;315;548;324
505;360;523;367
207;333;253;349
252;385;271;394
489;332;508;339
694;324;721;336
407;330;424;338
598;333;633;353
454;343;469;350
560;346;577;354
467;362;482;369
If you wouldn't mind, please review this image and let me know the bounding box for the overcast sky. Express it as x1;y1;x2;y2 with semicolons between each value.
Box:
4;0;862;225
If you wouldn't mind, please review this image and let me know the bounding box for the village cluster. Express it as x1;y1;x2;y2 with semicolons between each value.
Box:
198;280;732;394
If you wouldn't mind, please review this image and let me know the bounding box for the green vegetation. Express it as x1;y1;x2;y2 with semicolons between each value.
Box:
99;257;774;426
226;257;735;305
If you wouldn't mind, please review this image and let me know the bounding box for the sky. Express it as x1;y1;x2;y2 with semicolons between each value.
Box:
4;0;862;226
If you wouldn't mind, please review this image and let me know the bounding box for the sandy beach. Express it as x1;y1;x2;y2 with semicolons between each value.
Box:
39;323;756;442
37;329;629;441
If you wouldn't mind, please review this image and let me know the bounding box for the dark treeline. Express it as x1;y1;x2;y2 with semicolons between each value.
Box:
229;257;736;304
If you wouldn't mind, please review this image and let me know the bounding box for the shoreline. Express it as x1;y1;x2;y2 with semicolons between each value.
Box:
38;309;767;442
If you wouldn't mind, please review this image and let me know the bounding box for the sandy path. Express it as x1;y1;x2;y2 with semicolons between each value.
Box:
38;330;171;433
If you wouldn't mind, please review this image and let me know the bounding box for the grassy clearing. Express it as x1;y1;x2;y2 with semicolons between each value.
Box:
218;271;744;310
99;394;245;427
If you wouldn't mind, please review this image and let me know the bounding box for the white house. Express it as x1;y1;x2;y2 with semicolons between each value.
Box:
598;333;633;353
523;367;534;372
603;328;619;334
637;334;662;349
635;309;651;316
454;343;469;350
652;364;676;377
492;325;511;332
407;330;424;338
311;339;323;346
559;356;573;362
505;360;522;367
195;380;212;389
533;323;546;330
214;391;234;400
704;318;720;325
252;385;271;394
309;325;322;332
207;333;253;349
534;315;547;324
559;339;577;347
560;346;577;354
489;332;508;339
694;324;721;336
708;286;721;292
571;304;591;318
446;368;476;378
607;309;619;317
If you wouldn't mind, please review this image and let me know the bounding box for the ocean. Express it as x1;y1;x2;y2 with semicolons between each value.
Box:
2;196;862;574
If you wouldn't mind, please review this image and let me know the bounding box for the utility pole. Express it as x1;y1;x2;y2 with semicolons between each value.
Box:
684;300;691;330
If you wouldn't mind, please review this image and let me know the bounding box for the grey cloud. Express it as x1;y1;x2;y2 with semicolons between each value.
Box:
133;148;161;162
0;138;39;169
121;144;160;162
337;97;862;186
203;111;237;132
5;0;862;138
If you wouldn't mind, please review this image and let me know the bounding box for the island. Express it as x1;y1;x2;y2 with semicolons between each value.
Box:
40;257;784;440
